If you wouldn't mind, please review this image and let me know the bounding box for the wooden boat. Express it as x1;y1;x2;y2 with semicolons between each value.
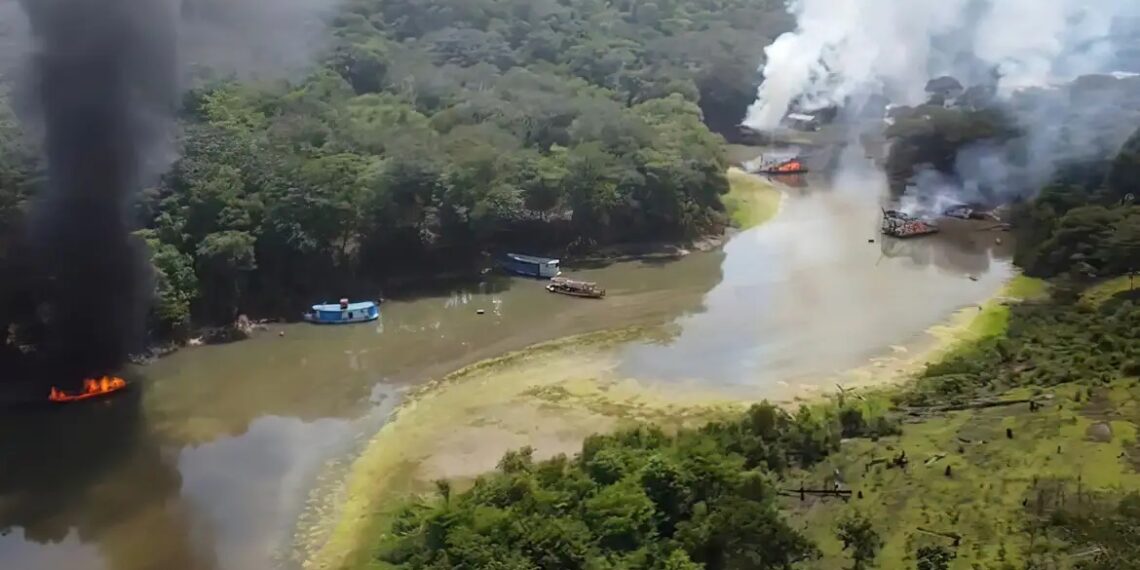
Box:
748;155;809;174
49;376;128;403
304;299;380;324
881;209;939;238
547;277;606;299
502;253;561;278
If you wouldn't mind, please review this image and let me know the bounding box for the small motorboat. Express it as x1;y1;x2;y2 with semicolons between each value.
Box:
303;298;380;324
49;376;128;403
546;277;606;299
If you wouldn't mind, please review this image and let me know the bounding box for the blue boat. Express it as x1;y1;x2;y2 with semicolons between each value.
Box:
501;253;561;279
303;299;380;325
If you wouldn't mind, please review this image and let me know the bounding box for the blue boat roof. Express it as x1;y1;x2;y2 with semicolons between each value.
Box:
506;253;559;264
312;301;377;312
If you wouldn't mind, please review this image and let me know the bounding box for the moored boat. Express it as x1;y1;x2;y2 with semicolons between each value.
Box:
546;277;606;299
303;298;380;324
501;253;561;278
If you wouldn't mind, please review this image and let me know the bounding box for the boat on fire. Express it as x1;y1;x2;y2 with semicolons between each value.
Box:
303;298;380;325
881;209;940;238
49;376;129;403
546;277;606;299
747;154;809;175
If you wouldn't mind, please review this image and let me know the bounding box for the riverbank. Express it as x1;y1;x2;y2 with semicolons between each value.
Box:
786;278;1140;569
298;327;746;570
298;268;1039;570
723;167;783;229
129;168;778;369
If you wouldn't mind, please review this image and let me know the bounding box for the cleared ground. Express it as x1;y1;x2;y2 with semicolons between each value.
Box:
791;380;1140;569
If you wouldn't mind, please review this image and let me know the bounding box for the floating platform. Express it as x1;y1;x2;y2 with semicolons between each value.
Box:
547;277;606;299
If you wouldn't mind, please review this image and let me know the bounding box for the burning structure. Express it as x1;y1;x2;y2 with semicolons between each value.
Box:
881;209;940;238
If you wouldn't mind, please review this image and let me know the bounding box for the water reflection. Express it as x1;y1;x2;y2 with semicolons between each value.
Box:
0;389;218;570
878;218;1013;276
617;175;1014;391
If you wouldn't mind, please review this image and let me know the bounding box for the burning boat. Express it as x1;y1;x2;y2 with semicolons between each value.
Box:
49;375;128;403
881;209;940;238
943;204;999;221
547;277;606;299
749;155;808;175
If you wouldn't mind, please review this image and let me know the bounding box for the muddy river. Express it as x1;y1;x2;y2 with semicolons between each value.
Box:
0;161;1013;570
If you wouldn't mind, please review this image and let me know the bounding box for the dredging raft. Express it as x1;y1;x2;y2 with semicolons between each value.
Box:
546;277;606;299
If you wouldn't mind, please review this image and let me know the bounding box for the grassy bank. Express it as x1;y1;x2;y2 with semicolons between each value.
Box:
301;328;745;570
791;379;1140;569
788;274;1139;569
302;270;1058;570
1082;275;1137;308
723;167;783;229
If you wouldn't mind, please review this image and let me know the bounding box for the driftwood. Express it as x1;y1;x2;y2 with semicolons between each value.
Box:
924;453;948;466
836;384;867;401
916;527;963;546
779;487;853;502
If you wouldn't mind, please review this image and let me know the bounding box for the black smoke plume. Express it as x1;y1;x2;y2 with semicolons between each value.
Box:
19;0;177;387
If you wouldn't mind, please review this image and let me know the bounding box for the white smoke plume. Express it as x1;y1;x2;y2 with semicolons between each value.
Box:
746;0;1140;129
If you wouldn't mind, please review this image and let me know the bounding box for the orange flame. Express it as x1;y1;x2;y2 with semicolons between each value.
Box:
49;376;127;403
774;160;804;173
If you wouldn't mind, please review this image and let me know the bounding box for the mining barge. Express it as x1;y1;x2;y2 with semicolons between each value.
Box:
881;209;939;238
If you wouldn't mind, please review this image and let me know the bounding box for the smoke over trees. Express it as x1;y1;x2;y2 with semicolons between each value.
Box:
10;0;177;386
747;0;1140;206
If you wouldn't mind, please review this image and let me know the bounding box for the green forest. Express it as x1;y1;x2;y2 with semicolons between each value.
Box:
0;0;791;337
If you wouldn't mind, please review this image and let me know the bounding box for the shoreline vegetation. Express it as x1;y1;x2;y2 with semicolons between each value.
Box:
723;168;783;230
298;264;1048;570
131;167;777;364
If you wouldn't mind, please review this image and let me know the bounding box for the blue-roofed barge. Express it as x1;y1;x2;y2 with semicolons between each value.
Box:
501;253;561;279
303;299;380;324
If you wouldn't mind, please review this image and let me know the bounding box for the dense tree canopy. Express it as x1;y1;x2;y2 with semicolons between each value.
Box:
379;401;900;570
0;0;793;335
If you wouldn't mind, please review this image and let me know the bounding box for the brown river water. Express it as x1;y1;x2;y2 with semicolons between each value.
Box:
0;161;1013;570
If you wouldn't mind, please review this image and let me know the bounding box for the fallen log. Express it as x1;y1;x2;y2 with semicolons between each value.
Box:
924;453;948;466
916;527;962;546
904;397;1045;415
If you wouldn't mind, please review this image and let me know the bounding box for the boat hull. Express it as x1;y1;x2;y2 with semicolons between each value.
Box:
303;313;379;325
547;285;605;299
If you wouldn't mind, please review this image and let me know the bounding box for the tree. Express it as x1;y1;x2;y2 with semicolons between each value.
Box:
141;233;198;337
1107;128;1140;202
1103;211;1140;279
915;545;954;570
195;231;257;323
837;513;883;570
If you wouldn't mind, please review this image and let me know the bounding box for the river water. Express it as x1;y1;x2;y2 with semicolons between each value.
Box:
0;165;1013;570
